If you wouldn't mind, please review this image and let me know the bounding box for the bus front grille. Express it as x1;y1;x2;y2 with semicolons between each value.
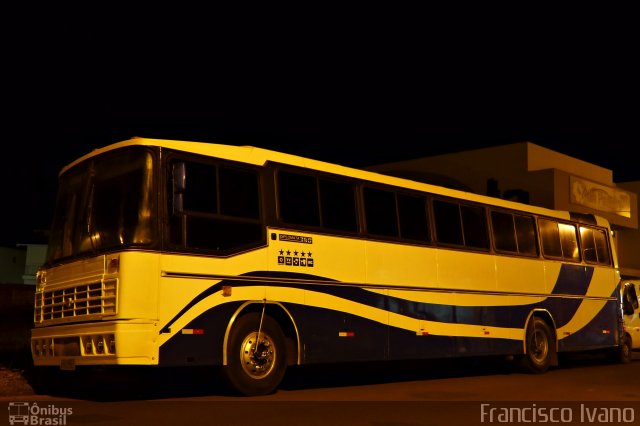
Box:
34;279;118;324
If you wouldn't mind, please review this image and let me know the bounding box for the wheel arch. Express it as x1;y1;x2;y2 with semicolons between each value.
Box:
523;309;559;367
223;300;300;366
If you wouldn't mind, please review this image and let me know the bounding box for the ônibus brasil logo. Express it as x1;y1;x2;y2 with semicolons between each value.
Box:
7;402;73;425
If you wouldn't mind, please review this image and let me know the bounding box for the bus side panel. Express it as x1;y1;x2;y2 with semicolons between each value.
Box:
387;327;456;360
495;256;545;294
435;249;497;291
548;264;620;352
286;303;388;364
557;299;620;351
158;302;242;366
386;296;526;360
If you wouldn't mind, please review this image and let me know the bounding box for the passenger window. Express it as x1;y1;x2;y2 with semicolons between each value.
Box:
559;223;579;261
461;205;489;250
539;219;562;258
514;215;537;255
219;167;260;219
434;200;488;250
364;187;398;237
491;211;517;252
278;171;320;226
540;219;579;262
319;179;357;232
491;211;537;256
169;159;263;253
433;200;463;245
593;228;611;265
579;226;610;265
182;162;217;213
398;194;430;242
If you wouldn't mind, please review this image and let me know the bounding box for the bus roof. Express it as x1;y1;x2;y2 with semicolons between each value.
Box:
62;137;609;226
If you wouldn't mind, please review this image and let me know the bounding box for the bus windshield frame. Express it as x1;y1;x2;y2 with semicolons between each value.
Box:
45;146;157;265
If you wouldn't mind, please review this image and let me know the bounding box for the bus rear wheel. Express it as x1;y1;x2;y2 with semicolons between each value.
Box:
521;317;554;374
223;312;287;396
609;333;632;364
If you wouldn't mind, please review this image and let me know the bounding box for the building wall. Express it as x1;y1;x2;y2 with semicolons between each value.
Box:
617;181;640;277
527;143;613;183
18;244;47;285
0;246;26;284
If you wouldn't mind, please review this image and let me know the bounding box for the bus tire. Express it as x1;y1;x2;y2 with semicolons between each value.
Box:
222;312;287;396
521;317;554;374
611;333;632;364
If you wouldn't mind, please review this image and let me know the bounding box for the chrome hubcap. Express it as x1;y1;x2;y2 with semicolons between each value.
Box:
240;331;276;379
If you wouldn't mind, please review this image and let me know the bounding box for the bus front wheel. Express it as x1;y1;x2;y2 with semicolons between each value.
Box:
223;312;287;396
521;317;554;374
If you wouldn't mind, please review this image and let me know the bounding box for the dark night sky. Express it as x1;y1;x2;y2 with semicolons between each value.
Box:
1;12;637;246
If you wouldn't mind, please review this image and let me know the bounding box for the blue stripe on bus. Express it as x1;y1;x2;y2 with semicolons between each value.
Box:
557;298;619;350
159;296;616;367
259;264;591;328
160;264;598;334
547;264;593;296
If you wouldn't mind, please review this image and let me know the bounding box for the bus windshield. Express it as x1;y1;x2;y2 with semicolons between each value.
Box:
46;146;156;264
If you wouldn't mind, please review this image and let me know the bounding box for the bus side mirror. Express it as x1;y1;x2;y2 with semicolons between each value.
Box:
173;162;186;215
623;298;634;316
622;286;635;315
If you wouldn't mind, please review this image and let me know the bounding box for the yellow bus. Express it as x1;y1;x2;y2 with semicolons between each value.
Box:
31;137;629;396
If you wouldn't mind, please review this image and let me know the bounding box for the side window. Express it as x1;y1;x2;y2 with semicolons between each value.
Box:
219;167;260;218
433;200;463;245
169;159;263;252
398;194;430;242
492;211;538;256
278;170;359;233
539;219;562;258
182;162;217;213
593;228;611;265
319;178;357;232
278;171;320;226
559;223;579;261
579;226;611;265
491;211;517;252
434;200;488;250
362;187;431;242
514;215;538;255
364;187;398;237
539;218;579;262
461;205;489;250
